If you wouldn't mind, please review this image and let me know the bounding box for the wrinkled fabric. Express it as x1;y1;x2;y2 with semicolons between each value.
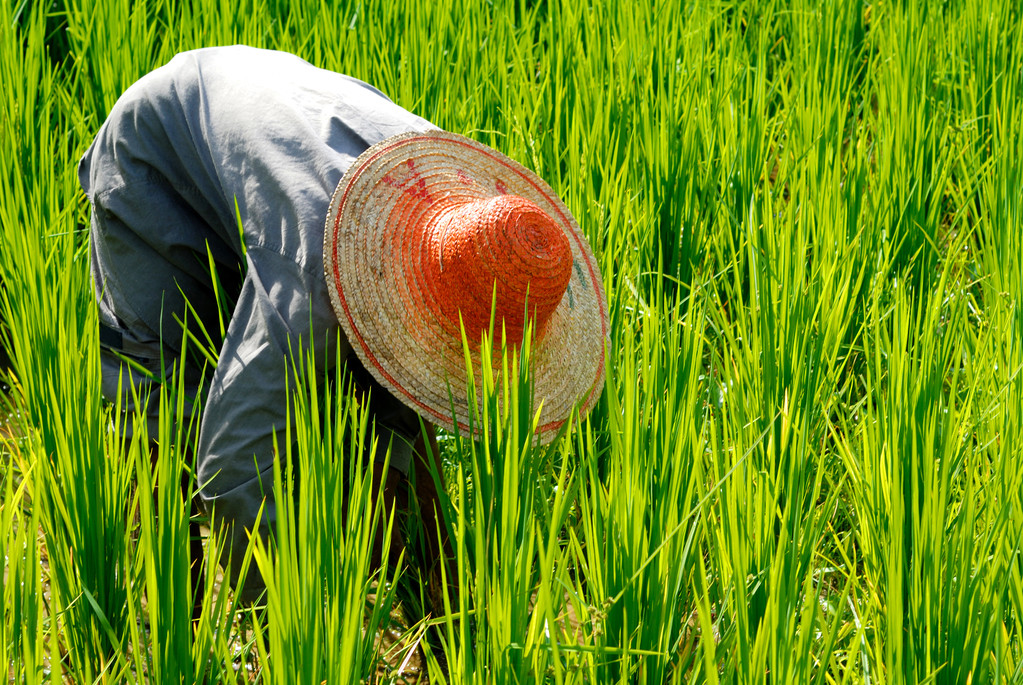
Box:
79;46;437;596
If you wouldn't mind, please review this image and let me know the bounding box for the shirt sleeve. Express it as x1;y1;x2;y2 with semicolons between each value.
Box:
195;242;419;595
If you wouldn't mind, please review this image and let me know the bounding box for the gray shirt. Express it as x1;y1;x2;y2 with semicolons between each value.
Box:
79;46;436;582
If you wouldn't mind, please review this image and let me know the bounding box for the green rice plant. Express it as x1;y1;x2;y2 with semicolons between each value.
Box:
130;377;194;680
686;4;873;680
422;323;574;683
245;338;406;683
962;6;1023;678
62;0;171;122
124;373;224;682
699;188;863;682
561;283;706;684
0;1;137;678
1;440;46;684
836;241;1009;684
865;2;958;290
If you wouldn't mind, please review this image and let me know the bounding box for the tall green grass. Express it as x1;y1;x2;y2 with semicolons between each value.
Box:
2;0;1023;681
246;343;408;682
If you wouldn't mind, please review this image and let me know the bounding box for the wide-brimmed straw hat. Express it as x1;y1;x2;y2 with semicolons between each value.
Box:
323;130;608;443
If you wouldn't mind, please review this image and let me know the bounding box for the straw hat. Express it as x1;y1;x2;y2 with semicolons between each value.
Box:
323;130;608;443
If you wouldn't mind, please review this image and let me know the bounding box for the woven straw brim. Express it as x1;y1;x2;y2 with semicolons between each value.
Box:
324;130;608;443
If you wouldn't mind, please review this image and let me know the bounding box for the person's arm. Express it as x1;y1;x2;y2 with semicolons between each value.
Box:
195;245;340;601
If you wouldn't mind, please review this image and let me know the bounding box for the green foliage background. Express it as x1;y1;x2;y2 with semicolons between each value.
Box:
2;0;1023;682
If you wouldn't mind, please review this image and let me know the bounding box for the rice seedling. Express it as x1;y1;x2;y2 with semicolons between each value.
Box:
3;0;1023;682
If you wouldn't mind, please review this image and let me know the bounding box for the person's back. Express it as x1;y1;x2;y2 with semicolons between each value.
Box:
81;45;435;368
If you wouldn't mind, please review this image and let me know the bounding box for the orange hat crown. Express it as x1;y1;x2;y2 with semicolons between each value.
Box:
424;194;573;347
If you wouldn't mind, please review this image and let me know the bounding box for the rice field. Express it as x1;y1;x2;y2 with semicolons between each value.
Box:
2;0;1023;682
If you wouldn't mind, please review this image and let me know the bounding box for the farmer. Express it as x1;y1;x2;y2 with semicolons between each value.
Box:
79;46;608;604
